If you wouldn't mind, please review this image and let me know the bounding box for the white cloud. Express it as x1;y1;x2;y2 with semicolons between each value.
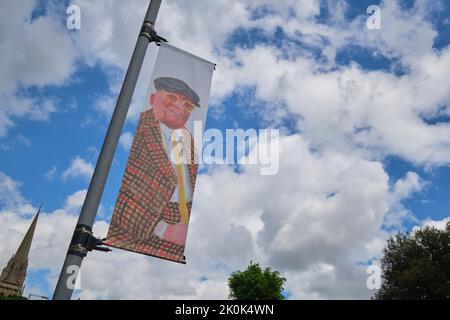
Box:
71;135;436;299
2;0;449;167
0;171;31;212
211;41;450;166
415;217;450;231
44;166;57;181
392;171;424;200
62;156;94;181
381;171;425;232
0;176;88;276
0;96;58;138
119;132;134;151
0;134;422;299
64;189;87;213
0;0;77;138
0;133;31;150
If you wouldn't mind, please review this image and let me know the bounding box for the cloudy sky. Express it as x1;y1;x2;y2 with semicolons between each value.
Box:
0;0;449;299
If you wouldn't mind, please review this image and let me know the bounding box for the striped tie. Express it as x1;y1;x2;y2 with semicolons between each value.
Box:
171;133;189;224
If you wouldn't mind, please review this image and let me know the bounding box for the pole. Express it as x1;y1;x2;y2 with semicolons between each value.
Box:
53;0;162;300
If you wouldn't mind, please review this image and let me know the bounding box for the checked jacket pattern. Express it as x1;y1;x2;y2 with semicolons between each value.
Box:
106;108;199;263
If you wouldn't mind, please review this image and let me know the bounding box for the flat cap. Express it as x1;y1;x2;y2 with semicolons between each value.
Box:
154;77;200;107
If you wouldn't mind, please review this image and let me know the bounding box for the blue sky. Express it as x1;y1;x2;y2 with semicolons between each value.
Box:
0;0;449;299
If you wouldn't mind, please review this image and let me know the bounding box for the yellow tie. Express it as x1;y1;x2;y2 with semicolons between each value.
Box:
172;133;189;224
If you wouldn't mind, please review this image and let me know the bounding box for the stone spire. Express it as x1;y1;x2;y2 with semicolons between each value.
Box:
0;205;41;297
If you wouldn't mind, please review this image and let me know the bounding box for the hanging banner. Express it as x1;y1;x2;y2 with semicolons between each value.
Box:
105;43;215;263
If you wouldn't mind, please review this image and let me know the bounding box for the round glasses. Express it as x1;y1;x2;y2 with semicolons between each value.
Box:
160;91;196;112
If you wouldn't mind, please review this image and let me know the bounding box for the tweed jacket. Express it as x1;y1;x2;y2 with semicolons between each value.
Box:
106;108;199;263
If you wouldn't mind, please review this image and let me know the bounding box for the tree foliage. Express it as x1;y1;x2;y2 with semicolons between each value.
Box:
228;261;286;300
374;222;450;300
0;294;27;300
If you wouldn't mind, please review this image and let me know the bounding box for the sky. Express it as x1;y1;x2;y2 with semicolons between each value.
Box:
0;0;449;299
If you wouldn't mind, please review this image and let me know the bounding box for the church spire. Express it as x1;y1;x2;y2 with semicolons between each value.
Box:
0;204;41;298
14;204;41;263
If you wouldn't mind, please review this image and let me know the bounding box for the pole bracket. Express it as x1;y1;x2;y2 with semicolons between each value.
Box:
140;21;168;44
68;224;111;258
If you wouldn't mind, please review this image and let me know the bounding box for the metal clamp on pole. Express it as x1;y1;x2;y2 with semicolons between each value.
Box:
139;21;168;43
68;224;111;258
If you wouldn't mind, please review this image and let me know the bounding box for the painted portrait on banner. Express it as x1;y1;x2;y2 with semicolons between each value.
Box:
105;44;215;263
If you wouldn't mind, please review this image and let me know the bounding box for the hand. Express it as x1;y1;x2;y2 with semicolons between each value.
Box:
162;223;188;246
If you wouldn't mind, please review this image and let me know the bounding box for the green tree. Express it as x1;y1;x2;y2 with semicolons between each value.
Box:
228;261;286;300
374;222;450;300
0;294;27;300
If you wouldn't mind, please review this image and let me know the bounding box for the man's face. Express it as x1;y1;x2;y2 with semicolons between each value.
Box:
151;90;196;129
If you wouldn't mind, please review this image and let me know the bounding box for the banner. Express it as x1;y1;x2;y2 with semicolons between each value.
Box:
105;43;215;263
